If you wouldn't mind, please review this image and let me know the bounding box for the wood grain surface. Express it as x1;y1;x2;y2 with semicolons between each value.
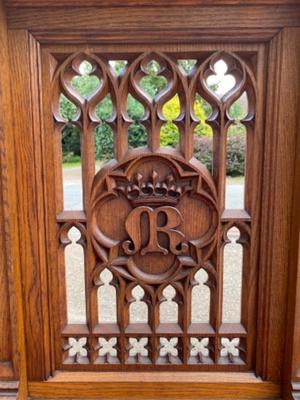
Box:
0;2;300;400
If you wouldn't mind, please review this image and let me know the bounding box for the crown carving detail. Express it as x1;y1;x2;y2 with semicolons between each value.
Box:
117;171;189;207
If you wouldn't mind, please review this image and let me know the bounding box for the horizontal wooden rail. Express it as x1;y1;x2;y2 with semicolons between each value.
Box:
28;372;280;399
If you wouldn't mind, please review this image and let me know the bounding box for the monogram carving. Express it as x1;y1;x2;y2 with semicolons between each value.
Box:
123;205;187;256
90;154;219;285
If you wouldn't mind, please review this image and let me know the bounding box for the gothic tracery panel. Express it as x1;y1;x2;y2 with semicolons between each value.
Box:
50;48;258;370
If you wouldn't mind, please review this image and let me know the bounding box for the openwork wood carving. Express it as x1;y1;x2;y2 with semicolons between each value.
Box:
90;155;218;285
52;50;257;369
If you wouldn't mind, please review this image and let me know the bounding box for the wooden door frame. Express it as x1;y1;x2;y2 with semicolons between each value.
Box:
0;2;299;399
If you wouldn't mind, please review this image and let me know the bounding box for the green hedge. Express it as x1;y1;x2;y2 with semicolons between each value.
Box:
194;134;245;176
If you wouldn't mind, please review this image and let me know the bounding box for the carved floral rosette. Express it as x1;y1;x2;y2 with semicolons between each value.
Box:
89;152;219;286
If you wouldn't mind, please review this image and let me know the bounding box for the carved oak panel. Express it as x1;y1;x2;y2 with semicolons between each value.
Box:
48;48;258;369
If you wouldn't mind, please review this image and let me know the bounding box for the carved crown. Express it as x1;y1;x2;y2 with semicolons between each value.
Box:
116;171;188;207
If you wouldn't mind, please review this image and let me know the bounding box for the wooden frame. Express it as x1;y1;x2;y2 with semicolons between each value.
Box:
0;2;299;399
39;43;261;372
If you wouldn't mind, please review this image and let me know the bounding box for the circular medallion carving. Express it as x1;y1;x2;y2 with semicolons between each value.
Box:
90;153;219;285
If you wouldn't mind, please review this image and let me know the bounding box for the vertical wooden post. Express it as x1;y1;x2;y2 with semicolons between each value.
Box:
283;28;300;400
0;1;28;398
256;28;300;383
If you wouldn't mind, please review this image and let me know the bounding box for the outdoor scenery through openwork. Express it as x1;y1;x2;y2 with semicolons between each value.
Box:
50;50;258;370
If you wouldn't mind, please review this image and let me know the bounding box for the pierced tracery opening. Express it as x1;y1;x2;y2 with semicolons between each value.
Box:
109;60;128;76
192;269;210;323
160;285;178;324
51;49;257;371
189;337;214;364
138;59;169;101
225;91;248;209
70;60;101;98
64;227;86;324
130;285;148;324
63;337;88;365
97;337;119;364
97;268;117;324
205;58;236;99
222;227;243;323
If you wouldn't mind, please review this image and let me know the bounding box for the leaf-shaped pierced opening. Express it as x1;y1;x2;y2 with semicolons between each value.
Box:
205;59;236;100
109;60;128;76
128;123;147;149
139;60;168;100
127;94;145;120
59;94;78;121
94;123;114;165
177;59;197;75
160;122;179;148
162;94;181;121
228;91;248;121
163;285;176;300
71;60;101;99
100;268;114;284
227;226;241;242
96;94;114;121
132;285;145;300
67;226;81;242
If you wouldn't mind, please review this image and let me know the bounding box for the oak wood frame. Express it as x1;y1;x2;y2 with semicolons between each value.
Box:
41;42;262;373
0;2;299;400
